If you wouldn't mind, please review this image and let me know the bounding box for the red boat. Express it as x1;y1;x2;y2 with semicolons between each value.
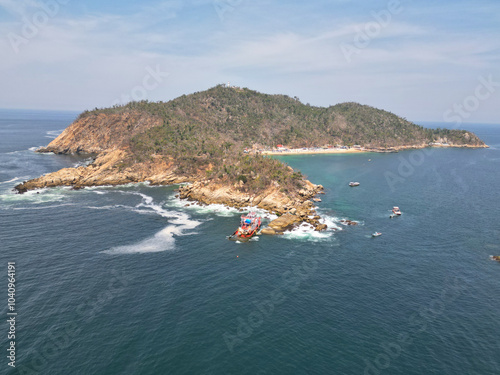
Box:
228;212;262;241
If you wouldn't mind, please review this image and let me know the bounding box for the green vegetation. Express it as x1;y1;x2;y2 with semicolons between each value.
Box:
78;85;485;194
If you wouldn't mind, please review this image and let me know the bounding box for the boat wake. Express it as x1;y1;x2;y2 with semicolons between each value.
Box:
102;192;201;255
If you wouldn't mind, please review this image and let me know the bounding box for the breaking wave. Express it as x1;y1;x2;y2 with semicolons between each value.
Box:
166;194;277;220
282;214;341;242
0;186;69;206
102;192;201;255
0;177;25;185
45;129;65;139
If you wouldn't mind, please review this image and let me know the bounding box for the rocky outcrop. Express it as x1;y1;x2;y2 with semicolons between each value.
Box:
364;142;489;153
178;180;325;232
38;111;161;154
14;150;189;192
267;213;302;232
340;219;358;226
260;228;276;235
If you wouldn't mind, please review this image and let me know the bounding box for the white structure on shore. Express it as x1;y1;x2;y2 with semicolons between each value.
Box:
224;82;239;89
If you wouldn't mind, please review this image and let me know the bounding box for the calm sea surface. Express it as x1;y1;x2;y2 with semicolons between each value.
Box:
1;110;499;375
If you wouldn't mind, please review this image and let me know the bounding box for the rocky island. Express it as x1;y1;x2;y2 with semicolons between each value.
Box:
15;85;487;233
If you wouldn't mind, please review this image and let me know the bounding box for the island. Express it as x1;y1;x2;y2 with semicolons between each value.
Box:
14;85;487;233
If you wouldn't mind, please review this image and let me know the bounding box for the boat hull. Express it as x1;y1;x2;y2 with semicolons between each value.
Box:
227;228;260;241
228;212;262;241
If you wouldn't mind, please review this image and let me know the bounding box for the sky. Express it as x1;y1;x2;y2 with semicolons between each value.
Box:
0;0;499;125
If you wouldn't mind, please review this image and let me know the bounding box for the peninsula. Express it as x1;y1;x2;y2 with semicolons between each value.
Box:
15;85;487;233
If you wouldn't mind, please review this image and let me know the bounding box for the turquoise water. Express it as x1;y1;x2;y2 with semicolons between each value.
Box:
1;110;499;374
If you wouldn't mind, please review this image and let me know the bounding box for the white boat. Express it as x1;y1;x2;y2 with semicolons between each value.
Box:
349;182;360;187
392;206;401;215
372;232;382;237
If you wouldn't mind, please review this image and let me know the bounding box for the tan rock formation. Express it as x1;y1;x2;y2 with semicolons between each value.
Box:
15;150;188;192
260;228;276;235
39;111;161;154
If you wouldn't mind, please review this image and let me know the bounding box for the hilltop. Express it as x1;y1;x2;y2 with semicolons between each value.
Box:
14;85;487;232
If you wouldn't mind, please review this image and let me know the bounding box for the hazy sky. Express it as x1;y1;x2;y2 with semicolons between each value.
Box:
1;0;499;124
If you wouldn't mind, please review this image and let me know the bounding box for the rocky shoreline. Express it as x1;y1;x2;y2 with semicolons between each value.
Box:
14;149;326;234
13;140;487;235
12;107;487;236
177;180;325;233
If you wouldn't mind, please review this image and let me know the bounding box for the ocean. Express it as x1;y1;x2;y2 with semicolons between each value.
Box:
1;109;499;375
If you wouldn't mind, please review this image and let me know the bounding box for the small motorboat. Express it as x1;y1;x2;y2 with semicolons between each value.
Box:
391;206;402;216
228;212;262;241
372;232;382;237
349;182;360;187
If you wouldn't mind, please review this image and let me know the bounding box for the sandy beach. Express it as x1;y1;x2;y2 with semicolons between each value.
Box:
261;148;368;155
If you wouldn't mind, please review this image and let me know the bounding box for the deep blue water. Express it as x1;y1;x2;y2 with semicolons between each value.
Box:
1;110;499;375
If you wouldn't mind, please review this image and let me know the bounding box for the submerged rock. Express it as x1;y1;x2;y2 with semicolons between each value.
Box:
340;219;358;226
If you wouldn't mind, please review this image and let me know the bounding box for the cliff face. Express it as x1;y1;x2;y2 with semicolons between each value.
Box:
15;110;188;192
40;111;161;154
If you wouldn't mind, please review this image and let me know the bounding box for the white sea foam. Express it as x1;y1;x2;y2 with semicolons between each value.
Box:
167;192;342;242
0;177;23;185
12;203;76;210
85;204;129;210
102;193;201;255
91;190;108;195
320;215;342;231
45;129;65;139
282;222;331;242
282;213;341;242
0;187;68;205
167;194;278;220
72;158;93;168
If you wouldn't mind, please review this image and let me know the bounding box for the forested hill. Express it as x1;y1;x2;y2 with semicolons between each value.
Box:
78;84;486;155
30;85;485;197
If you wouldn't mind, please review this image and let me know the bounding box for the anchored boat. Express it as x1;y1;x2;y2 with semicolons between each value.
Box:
390;206;402;218
228;212;262;241
349;182;360;187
